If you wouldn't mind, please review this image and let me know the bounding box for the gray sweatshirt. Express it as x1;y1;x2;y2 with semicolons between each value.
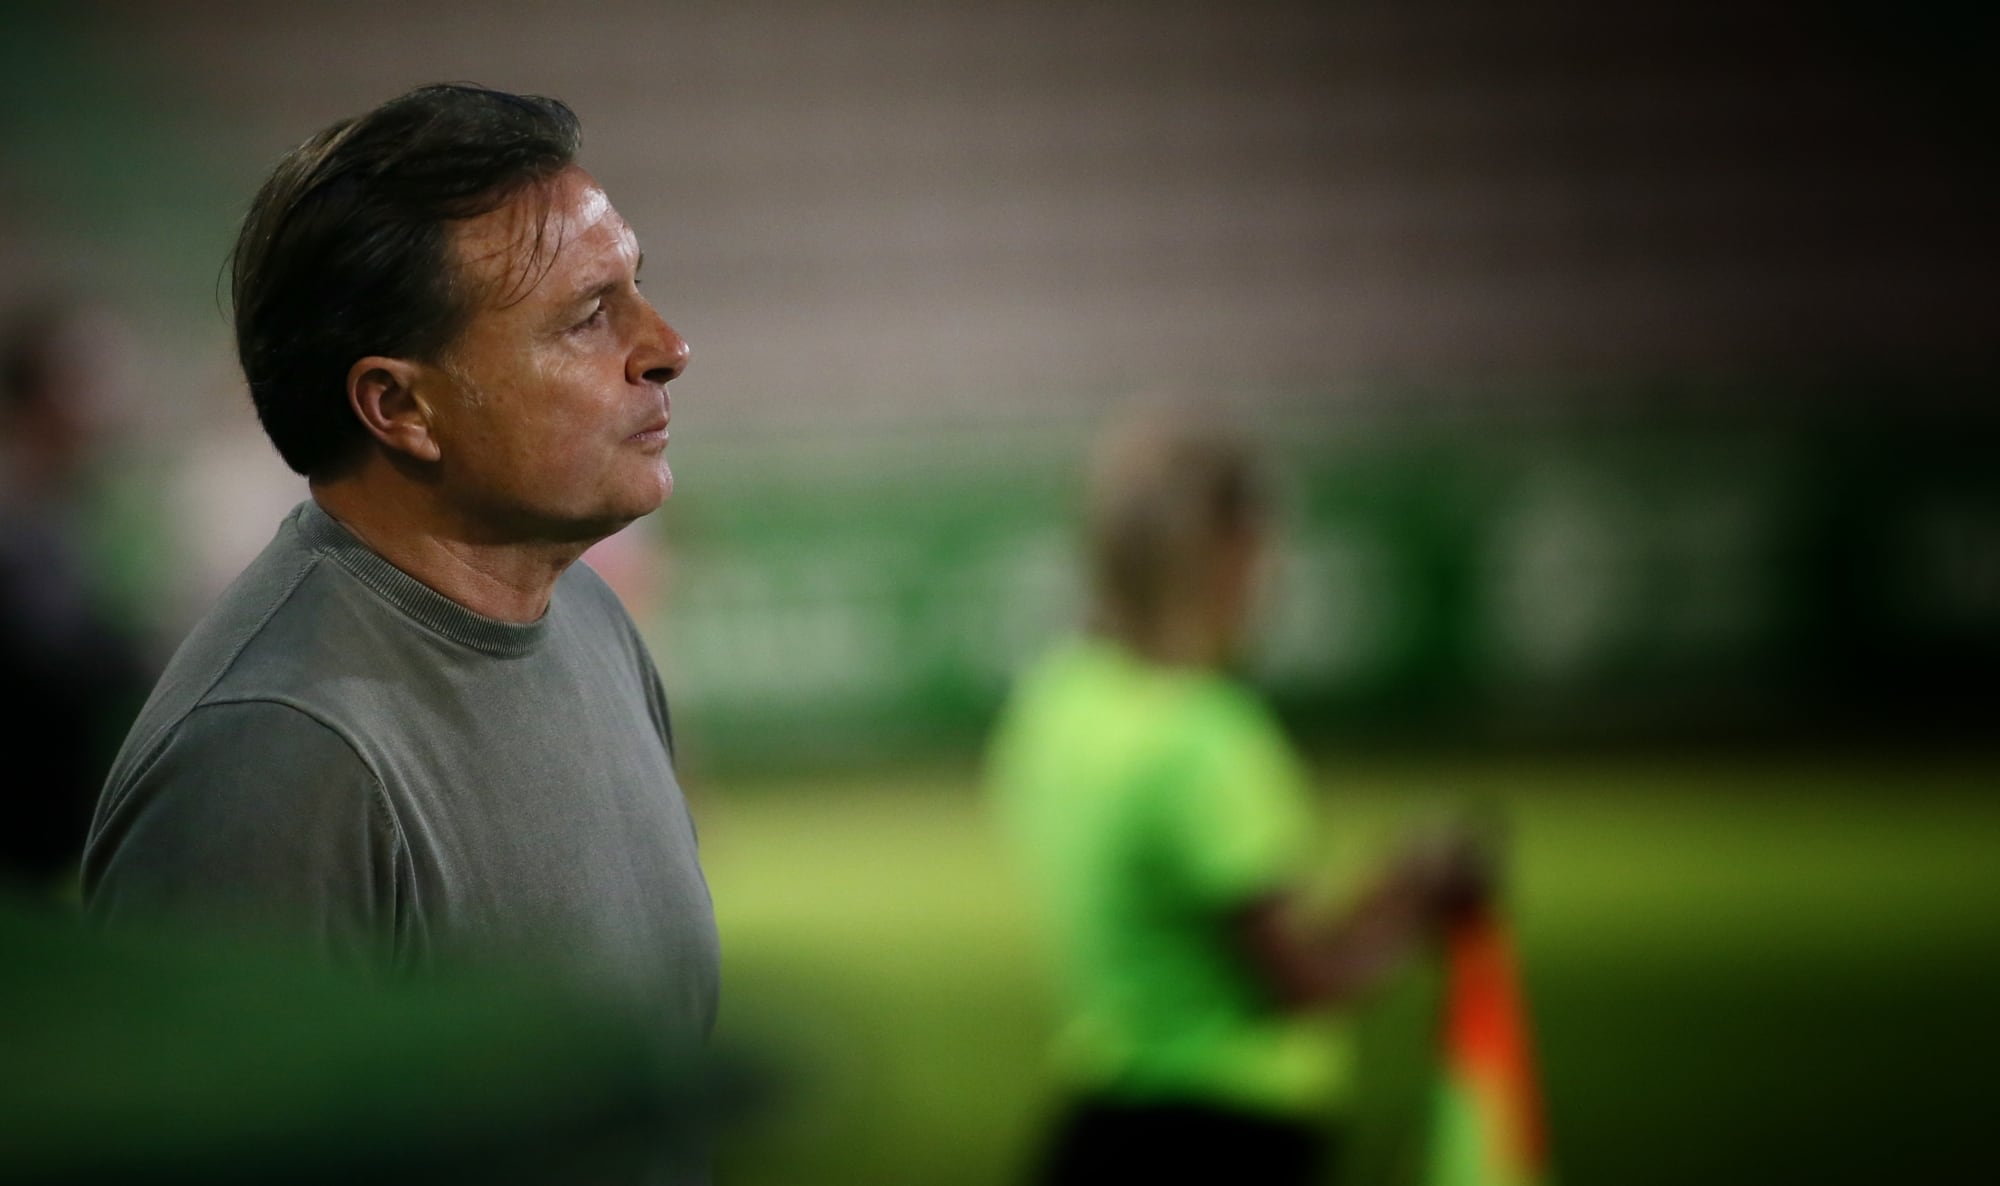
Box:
85;499;719;1044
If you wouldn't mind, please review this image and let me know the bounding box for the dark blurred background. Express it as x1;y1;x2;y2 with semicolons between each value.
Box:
2;2;1995;1184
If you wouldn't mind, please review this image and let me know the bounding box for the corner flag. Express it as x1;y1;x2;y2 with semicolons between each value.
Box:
1426;905;1551;1186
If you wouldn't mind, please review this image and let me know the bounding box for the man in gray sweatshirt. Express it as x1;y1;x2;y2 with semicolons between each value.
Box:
82;84;719;1175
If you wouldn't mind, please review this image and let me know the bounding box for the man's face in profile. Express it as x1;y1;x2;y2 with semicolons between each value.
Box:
416;165;689;544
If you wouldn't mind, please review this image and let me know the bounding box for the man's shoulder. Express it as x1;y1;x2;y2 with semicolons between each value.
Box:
125;508;427;762
164;518;378;694
1176;669;1281;742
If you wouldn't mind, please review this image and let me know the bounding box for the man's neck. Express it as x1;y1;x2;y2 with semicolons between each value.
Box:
309;476;589;624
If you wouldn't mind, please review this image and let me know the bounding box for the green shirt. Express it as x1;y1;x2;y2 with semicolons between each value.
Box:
985;638;1349;1117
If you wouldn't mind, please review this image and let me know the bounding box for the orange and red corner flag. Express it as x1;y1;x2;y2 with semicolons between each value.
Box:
1427;905;1551;1186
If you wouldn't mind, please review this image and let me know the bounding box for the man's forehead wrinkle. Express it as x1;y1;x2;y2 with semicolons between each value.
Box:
571;219;643;294
593;203;642;272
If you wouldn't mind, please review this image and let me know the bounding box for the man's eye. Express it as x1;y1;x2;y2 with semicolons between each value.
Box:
572;303;607;332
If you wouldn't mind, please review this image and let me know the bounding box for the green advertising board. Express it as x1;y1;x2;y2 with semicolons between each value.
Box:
642;399;2000;774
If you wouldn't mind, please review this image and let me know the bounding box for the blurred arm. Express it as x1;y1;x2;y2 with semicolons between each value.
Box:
1237;823;1494;1012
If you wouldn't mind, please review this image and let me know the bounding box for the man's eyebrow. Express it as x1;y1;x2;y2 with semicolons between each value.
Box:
565;251;645;314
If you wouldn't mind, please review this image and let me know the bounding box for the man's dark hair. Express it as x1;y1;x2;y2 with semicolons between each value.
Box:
230;83;581;478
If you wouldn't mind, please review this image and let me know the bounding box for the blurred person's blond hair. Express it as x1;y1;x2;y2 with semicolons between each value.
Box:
1083;403;1267;668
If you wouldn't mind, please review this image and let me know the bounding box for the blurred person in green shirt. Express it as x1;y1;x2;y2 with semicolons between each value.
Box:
986;408;1488;1186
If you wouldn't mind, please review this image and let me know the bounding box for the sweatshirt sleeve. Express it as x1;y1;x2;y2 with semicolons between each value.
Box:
84;699;406;966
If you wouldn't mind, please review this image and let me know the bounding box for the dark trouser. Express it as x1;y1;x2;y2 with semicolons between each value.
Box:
1034;1097;1336;1186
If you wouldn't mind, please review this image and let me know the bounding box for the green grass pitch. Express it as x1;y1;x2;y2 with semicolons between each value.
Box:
693;752;2000;1186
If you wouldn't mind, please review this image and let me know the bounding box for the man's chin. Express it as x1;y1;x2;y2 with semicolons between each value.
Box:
613;467;673;518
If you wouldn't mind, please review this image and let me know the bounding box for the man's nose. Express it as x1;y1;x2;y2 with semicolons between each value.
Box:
633;313;689;387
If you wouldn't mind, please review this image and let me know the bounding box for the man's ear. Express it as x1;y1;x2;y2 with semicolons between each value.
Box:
347;356;442;463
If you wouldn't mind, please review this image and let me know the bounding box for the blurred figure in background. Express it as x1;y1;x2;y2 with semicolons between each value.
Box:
0;297;153;898
986;407;1490;1186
